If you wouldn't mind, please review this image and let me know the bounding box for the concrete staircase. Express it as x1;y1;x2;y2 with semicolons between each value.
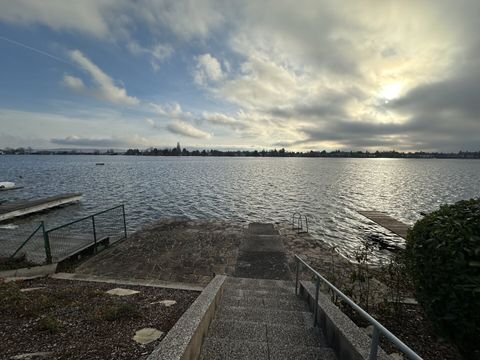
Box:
200;277;337;360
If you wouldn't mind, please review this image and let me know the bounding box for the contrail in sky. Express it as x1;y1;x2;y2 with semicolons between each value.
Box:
0;35;71;65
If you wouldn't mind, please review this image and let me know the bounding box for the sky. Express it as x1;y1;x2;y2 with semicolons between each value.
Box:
0;0;479;152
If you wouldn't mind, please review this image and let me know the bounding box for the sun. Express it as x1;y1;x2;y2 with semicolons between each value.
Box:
379;82;402;102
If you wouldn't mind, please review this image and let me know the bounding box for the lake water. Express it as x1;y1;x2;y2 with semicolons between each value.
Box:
1;155;479;262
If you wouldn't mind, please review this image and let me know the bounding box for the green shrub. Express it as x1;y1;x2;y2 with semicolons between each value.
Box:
405;198;480;357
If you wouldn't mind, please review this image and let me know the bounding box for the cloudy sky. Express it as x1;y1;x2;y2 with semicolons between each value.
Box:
0;0;479;151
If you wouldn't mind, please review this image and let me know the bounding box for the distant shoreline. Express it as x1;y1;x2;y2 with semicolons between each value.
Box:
1;149;479;159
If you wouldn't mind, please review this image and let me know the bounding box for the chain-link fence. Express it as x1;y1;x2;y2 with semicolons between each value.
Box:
0;223;47;265
0;205;127;266
45;205;127;263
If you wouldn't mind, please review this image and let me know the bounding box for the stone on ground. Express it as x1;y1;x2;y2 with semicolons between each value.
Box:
10;352;53;359
106;288;140;296
20;287;46;292
158;300;176;307
133;328;164;345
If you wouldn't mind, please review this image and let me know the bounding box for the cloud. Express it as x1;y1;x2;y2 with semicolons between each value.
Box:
66;49;139;105
127;41;174;71
0;0;224;41
149;102;192;120
62;75;85;92
166;121;211;139
193;53;224;85
51;135;133;148
202;112;246;130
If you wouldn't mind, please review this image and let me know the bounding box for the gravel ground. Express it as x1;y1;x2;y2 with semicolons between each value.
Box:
0;277;199;360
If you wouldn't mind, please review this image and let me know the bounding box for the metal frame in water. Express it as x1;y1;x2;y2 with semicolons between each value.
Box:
294;255;422;360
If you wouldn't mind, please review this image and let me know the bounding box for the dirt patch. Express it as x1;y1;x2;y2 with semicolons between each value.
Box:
0;277;198;359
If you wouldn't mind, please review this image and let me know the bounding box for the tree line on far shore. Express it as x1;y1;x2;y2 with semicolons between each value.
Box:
1;147;480;159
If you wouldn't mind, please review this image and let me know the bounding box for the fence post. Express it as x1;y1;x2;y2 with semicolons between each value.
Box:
368;326;380;360
314;276;320;327
122;204;127;239
92;216;97;253
43;222;52;264
295;258;300;295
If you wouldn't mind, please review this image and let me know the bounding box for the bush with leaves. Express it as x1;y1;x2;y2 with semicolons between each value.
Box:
405;198;480;358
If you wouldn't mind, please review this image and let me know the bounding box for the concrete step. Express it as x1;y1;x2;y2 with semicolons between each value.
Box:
221;295;309;311
215;305;314;327
207;319;327;347
200;338;268;360
224;277;293;289
222;288;294;300
269;344;337;360
200;337;336;360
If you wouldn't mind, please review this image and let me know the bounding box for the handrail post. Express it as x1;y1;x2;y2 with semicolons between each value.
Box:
369;326;380;360
122;204;127;239
43;222;52;264
92;216;97;253
314;276;320;326
295;257;300;295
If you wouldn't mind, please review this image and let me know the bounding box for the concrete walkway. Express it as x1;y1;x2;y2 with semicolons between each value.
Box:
233;223;291;280
199;277;337;360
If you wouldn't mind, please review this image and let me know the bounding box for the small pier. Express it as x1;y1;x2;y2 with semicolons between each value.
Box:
0;193;82;222
358;211;410;239
0;186;24;192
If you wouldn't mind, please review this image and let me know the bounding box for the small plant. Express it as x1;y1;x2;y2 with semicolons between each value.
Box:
37;316;61;333
405;198;480;358
99;302;141;321
347;240;375;311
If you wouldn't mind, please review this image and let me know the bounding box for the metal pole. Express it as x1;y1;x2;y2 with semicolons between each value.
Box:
122;204;127;239
43;222;52;264
92;216;97;253
369;326;380;360
314;276;320;326
295;258;299;295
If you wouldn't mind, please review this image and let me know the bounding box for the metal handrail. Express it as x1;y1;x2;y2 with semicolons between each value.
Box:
46;204;125;232
294;255;422;360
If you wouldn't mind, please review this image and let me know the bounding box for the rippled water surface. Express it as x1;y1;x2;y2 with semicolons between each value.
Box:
1;155;479;261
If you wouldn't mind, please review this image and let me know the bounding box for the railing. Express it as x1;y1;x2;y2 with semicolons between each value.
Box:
1;205;126;265
45;204;127;263
294;255;422;360
1;222;47;264
292;212;309;233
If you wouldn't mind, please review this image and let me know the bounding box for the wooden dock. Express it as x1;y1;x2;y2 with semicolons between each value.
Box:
0;193;82;222
0;186;24;192
358;211;411;239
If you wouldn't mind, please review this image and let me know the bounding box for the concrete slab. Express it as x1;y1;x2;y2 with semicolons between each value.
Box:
106;288;140;296
247;223;279;235
133;328;164;345
241;235;285;252
234;251;291;280
51;273;204;291
10;352;54;359
20;287;46;292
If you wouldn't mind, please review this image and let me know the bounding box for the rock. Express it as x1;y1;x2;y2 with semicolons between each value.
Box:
20;287;46;292
106;288;140;296
150;299;177;307
10;352;53;359
389;353;405;360
133;328;164;345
